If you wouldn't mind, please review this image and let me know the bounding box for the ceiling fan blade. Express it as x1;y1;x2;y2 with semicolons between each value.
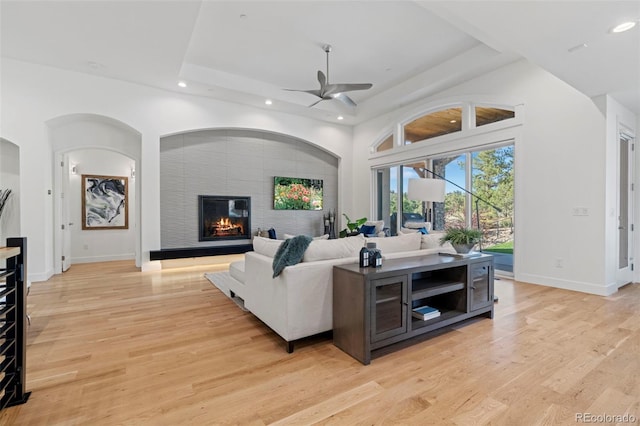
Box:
334;93;357;108
325;83;372;96
283;88;322;98
307;98;325;108
317;70;327;96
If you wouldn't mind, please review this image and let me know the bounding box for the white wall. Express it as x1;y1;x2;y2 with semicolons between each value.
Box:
0;58;353;280
68;149;136;263
352;59;637;295
160;129;339;248
0;139;21;242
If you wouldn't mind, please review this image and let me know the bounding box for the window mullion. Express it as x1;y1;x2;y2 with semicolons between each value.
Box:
465;152;473;228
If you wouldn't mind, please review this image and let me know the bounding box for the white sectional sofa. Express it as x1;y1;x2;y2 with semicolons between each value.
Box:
230;231;456;352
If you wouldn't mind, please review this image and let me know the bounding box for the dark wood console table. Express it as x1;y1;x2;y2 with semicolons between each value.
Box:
333;253;494;364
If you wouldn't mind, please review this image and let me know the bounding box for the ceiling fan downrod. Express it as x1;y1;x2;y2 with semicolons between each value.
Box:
323;44;332;84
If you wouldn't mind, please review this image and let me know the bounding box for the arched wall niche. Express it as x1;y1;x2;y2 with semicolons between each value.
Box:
0;138;21;242
47;113;142;271
160;127;341;249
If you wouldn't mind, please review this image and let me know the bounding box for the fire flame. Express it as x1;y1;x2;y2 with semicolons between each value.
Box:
215;217;243;233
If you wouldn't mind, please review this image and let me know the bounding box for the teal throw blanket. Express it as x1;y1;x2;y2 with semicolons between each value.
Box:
272;235;313;278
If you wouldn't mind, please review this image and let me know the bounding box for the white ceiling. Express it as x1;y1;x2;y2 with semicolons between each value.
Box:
1;1;638;125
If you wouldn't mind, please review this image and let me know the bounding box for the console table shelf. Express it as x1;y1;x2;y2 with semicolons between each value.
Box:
333;253;494;364
411;280;465;299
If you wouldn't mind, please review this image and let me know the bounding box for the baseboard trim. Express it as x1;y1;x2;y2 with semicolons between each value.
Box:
30;269;54;283
72;254;135;264
516;273;617;296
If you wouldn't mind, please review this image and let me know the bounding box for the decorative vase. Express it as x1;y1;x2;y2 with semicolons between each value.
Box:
453;243;475;254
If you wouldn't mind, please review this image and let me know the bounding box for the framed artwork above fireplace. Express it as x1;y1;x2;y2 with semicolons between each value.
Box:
198;195;251;242
273;176;323;210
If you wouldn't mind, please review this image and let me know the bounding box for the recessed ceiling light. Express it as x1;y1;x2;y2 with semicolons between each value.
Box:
337;116;344;120
611;21;637;33
265;99;272;105
178;81;187;88
450;120;457;123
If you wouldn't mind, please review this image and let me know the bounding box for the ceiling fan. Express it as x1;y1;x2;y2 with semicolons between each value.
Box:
285;44;372;108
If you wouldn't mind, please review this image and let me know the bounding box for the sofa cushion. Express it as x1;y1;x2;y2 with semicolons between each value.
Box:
253;236;283;258
420;232;455;251
303;234;365;262
399;227;418;234
405;221;431;231
283;233;330;240
366;232;421;254
229;260;245;283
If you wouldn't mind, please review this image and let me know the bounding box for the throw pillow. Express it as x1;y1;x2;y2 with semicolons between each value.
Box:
359;225;376;236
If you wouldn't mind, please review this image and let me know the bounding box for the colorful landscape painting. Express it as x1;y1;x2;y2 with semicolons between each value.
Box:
274;177;323;210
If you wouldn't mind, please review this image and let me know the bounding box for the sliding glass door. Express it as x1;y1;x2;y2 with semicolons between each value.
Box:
471;146;514;274
374;144;514;275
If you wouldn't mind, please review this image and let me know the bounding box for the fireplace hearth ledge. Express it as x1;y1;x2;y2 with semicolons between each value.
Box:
150;244;253;261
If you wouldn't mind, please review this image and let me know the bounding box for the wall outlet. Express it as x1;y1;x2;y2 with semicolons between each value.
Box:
83;244;89;250
554;258;564;268
572;207;589;216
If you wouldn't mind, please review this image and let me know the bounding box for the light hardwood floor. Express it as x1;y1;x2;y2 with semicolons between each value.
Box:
1;260;639;425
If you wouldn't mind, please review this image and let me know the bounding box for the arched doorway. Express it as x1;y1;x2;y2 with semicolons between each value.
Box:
48;114;142;272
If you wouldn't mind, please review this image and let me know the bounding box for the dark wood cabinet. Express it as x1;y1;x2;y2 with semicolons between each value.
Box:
371;276;408;343
469;262;493;311
333;253;494;364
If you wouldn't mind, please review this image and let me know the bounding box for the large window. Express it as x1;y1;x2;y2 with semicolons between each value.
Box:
471;146;514;251
371;101;517;273
375;134;394;153
433;154;466;230
375;145;513;261
404;107;462;145
475;107;514;127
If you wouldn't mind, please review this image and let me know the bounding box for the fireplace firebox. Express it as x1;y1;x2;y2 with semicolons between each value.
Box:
198;195;251;242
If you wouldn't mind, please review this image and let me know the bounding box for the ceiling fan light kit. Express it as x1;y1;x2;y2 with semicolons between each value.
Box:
285;44;372;108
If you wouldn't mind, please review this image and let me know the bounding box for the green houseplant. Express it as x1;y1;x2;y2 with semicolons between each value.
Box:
439;227;483;253
339;214;367;238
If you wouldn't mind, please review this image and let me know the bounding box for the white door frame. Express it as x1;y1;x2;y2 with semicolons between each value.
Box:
616;131;635;288
54;153;72;273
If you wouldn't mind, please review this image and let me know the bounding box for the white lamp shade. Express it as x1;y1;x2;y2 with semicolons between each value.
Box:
407;178;445;202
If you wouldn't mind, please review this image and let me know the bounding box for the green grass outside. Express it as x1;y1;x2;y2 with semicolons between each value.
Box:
483;240;514;254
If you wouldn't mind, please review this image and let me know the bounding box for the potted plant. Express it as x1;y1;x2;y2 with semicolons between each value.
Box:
339;214;367;238
439;227;483;253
